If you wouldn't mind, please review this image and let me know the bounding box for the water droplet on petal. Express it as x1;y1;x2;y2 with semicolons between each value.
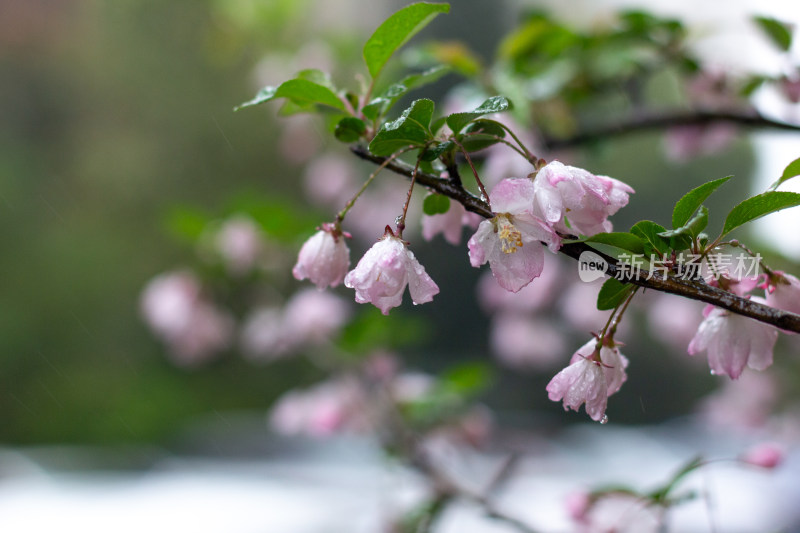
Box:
600;414;608;424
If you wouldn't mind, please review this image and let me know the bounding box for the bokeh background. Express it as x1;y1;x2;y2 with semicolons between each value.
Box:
2;0;800;530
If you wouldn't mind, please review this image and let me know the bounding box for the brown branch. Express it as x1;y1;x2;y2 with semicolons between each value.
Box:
350;145;800;334
543;109;800;150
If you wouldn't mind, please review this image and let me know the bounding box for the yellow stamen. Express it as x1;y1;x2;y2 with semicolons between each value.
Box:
497;215;523;254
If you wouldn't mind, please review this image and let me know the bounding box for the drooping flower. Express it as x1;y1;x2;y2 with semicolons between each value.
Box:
688;300;779;379
547;339;629;422
765;271;800;316
468;178;560;293
344;230;439;315
532;161;634;237
546;356;608;421
292;223;350;289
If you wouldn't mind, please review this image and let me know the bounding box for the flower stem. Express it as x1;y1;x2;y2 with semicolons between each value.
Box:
451;137;491;207
396;156;422;239
335;148;410;225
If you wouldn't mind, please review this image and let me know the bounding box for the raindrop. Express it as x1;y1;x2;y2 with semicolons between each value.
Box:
600;414;608;424
710;370;716;375
395;215;403;225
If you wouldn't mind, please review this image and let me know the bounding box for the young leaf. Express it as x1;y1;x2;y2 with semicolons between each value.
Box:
235;78;345;111
583;232;645;254
363;2;450;80
721;191;800;237
334;117;367;143
423;193;451;215
420;140;454;161
753;16;793;52
597;277;632;311
457;133;503;152
630;220;671;256
769;157;800;191
672;176;731;228
660;206;708;239
362;66;451;121
446;96;510;134
368;99;435;156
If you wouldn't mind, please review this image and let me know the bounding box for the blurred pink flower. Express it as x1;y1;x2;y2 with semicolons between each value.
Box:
279;115;323;164
490;313;565;369
421;200;482;245
140;271;233;365
532;161;634;237
345;233;439;315
292;224;351;289
740;442;785;469
240;307;293;360
558;279;630;337
574;494;661;533
646;292;704;351
302;153;358;208
214;215;263;275
688;299;779;379
283;288;351;344
664;123;736;161
698;371;779;430
269;377;366;437
468;178;560;293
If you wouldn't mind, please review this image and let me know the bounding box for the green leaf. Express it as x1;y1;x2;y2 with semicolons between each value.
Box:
769;157;800;191
234;78;345;111
363;2;450;80
362;66;451;121
422;193;450;215
583;232;645;254
368;99;435;156
597;278;632;311
440;362;492;397
420;140;454;161
660;206;708;239
671;176;731;228
754;16;793;52
464;119;507;138
445;96;511;134
630;220;671;257
457;133;503;152
721;191;800;237
334;117;367;142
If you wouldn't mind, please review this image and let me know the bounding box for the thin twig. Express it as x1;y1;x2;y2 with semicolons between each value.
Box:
543;109;800;150
350;144;800;334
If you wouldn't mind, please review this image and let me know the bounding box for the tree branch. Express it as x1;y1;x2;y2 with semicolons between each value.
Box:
350;145;800;334
543;109;800;150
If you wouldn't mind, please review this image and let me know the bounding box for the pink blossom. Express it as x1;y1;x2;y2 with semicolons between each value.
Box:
740;442;785;469
646;292;704;350
698;371;778;430
547;339;628;421
269;377;366;437
303;153;358;208
421;200;482;245
214;215;263;275
664;123;736;161
490;313;565;369
283;288;351;344
532;161;634;237
240;307;293;360
766;271;800;316
688;299;779;379
547;356;608;422
344;233;439;315
476;253;561;313
292;224;350;289
468;178;560;293
140;271;234;366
